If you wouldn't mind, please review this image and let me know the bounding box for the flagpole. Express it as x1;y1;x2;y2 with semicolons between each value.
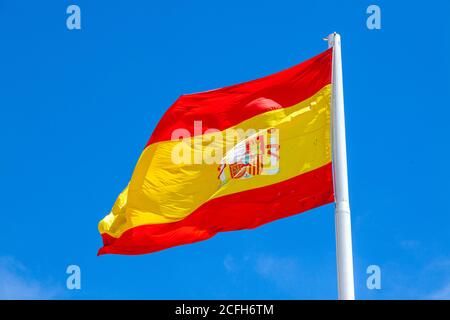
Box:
327;32;355;300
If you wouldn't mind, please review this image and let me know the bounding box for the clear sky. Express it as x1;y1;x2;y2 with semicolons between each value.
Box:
1;0;449;299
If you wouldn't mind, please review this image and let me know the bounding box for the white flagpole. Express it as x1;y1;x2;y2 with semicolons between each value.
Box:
327;32;355;300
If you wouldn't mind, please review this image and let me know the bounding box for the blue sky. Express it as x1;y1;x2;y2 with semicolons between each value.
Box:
1;0;449;299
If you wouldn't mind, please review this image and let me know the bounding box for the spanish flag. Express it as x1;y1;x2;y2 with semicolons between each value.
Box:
98;48;334;255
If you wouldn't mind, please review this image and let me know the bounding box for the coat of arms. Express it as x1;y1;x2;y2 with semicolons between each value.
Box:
218;128;279;183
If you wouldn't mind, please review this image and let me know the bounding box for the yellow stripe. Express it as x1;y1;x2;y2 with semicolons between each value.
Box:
99;84;331;238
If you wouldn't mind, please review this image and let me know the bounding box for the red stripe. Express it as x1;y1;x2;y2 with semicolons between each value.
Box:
146;49;332;146
98;163;334;255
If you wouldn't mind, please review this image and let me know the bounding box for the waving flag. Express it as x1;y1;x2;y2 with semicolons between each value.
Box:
98;48;333;255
